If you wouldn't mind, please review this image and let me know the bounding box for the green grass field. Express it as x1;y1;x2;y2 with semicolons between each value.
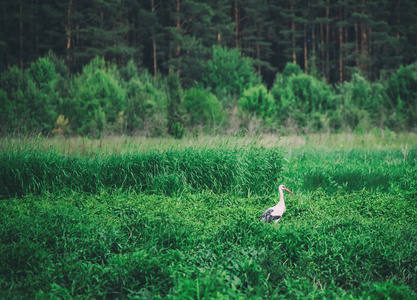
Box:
1;133;417;299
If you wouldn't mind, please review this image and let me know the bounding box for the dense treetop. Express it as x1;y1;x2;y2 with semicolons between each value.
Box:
0;0;417;136
2;0;417;84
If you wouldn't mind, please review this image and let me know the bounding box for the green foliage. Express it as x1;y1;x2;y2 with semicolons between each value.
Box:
282;62;303;78
63;57;126;136
201;46;261;101
0;136;417;298
3;51;417;136
170;122;185;139
3;0;417;88
0;66;27;131
25;58;61;132
44;50;69;80
167;72;184;138
238;84;276;127
0;142;284;198
0;58;61;133
0;89;13;131
385;63;417;130
361;281;417;300
28;57;56;88
271;63;334;131
183;88;223;129
335;73;388;131
122;61;167;136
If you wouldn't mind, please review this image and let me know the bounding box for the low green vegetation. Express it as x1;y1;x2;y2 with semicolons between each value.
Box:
1;134;416;299
1;51;417;137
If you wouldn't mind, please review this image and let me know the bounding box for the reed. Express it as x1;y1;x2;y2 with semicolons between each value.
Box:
0;142;283;198
1;134;416;299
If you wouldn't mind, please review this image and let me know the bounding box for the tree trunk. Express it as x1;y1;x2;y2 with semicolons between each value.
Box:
3;0;10;67
176;0;180;57
30;0;34;55
234;0;239;49
290;0;296;63
35;0;39;57
354;15;359;67
66;0;73;74
360;0;367;75
151;0;157;80
339;4;343;82
304;23;307;74
320;21;324;78
257;23;262;76
19;0;23;69
339;25;343;82
312;23;316;73
325;0;330;82
396;0;400;56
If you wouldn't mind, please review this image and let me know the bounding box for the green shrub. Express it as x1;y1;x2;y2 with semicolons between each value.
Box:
0;89;13;131
0;66;28;132
335;72;388;131
282;62;303;77
271;63;334;131
201;46;260;101
122;62;167;136
385;63;417;130
238;84;276;127
0;58;62;133
183;88;223;129
28;57;56;88
63;57;126;136
361;281;416;300
167;72;184;137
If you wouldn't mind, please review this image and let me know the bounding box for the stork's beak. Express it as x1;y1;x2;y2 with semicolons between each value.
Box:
284;187;294;195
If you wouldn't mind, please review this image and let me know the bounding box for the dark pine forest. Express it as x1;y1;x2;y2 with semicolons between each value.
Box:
1;0;417;136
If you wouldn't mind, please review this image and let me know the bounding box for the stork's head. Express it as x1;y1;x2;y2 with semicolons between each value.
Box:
279;184;294;195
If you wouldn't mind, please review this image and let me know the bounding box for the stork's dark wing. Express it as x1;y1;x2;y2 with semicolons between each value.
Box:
259;208;281;223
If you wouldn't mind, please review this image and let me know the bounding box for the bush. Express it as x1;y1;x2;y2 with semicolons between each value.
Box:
238;84;276;128
122;61;167;136
271;63;334;131
25;58;61;132
335;72;388;131
28;57;56;88
0;89;13;132
63;57;126;136
183;88;223;130
385;63;417;130
167;72;184;138
201;46;260;102
0;57;64;133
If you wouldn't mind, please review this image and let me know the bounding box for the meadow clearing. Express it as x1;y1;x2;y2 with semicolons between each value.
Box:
1;132;417;299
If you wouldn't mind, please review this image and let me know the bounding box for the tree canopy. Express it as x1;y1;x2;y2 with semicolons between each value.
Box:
1;0;417;136
2;0;417;84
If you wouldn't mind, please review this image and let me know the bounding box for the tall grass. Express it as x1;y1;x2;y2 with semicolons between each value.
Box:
1;134;416;298
2;131;416;155
0;140;283;198
282;147;417;194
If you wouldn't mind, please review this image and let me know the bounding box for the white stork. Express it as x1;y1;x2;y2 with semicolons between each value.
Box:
259;184;294;225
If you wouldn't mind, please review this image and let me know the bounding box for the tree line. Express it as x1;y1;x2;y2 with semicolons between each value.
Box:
1;49;416;137
0;0;417;137
2;0;417;85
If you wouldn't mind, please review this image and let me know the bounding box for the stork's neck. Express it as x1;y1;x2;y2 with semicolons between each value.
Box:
277;188;285;206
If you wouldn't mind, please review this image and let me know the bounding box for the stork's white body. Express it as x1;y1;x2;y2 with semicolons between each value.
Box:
259;185;294;225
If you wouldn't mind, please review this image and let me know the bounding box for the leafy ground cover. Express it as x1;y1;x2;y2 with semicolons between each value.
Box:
1;134;416;299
